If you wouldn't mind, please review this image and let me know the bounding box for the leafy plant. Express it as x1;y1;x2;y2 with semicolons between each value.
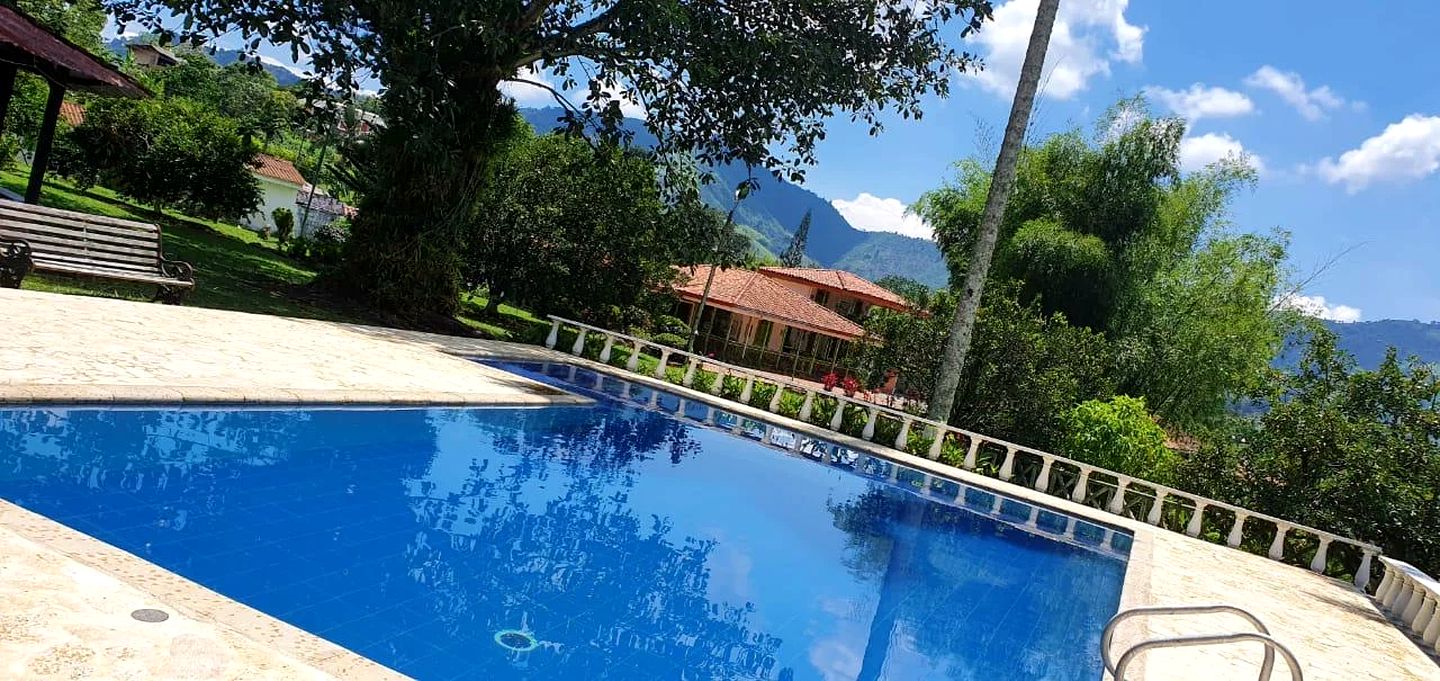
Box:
822;372;840;391
1061;395;1177;485
272;207;295;243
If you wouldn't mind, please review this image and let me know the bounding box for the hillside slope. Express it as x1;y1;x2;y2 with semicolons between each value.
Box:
519;107;949;286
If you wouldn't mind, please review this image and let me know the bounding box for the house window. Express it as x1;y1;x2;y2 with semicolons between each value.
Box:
812;290;830;306
784;328;813;354
755;320;773;347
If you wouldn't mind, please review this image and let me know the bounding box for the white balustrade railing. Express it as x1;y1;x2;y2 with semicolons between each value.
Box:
542;316;1384;588
1375;558;1440;654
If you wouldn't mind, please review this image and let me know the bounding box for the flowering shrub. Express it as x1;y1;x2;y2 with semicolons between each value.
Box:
822;371;840;391
840;376;862;395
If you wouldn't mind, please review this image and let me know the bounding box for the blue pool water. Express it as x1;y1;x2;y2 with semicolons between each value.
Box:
0;361;1128;680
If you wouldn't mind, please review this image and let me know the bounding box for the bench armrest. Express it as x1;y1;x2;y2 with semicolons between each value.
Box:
158;256;194;283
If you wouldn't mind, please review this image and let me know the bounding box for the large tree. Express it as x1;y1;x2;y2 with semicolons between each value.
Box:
107;0;994;323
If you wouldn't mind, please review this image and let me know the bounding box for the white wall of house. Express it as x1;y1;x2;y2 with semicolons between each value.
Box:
241;176;304;232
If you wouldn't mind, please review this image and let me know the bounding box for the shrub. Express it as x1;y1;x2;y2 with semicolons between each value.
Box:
654;314;691;337
1061;395;1177;484
272;207;295;243
652;333;688;350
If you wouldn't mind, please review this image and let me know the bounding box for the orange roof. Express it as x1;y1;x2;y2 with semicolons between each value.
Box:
675;266;866;340
58;100;85;126
759;267;910;311
250;153;306;186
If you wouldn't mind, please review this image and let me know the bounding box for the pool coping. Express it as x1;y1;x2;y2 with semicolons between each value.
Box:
0;500;408;680
0;383;592;407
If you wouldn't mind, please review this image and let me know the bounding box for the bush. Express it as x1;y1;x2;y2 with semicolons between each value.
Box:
272;207;295;243
1061;395;1178;484
654;314;692;337
652;332;688;350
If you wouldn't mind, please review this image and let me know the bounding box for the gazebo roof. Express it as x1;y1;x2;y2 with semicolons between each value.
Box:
0;4;149;98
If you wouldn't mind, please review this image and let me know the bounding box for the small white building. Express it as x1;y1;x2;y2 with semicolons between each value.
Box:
243;153;307;234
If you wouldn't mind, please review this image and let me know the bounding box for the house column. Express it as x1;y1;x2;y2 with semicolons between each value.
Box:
26;81;66;204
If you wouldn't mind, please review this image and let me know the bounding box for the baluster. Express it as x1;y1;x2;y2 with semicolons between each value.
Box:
926;427;946;460
626;340;643;371
861;408;878;440
1146;489;1167;526
1185;502;1208;537
1307;538;1332;574
599;334;615;363
768;385;784;413
829;398;846;431
654;349;672;379
1355;549;1375;591
710;367;726;395
682;357;698;387
1226;512;1248;548
997;447;1017;481
962;438;981;470
1376;564;1398;604
1421;599;1440;647
1402;580;1427;624
739;374;755;404
1411;593;1437;634
1107;478;1131;514
894;419;913;450
1267;522;1291;560
1388;575;1414;612
1033;456;1053;493
544;319;561;349
570;328;587;355
799;390;816;421
1071;466;1092;503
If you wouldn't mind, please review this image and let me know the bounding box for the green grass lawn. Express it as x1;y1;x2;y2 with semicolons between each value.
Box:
2;172;367;323
2;171;547;339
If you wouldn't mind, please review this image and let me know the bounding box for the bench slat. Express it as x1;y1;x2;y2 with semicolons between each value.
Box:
37;261;192;287
13;238;160;268
1;228;160;262
0;219;161;251
0;201;159;233
34;252;161;275
0;210;160;242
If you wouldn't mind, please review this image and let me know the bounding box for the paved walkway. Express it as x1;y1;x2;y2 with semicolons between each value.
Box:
1;288;1436;680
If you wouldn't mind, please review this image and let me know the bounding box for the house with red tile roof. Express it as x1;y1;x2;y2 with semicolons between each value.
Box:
672;266;913;378
243;152;307;233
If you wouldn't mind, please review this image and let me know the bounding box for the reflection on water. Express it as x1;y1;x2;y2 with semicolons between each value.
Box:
0;365;1127;681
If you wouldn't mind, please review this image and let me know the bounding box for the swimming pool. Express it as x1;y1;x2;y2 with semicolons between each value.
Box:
0;361;1128;680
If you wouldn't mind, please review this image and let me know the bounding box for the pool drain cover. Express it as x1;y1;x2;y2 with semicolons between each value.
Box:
130;608;169;623
493;629;538;652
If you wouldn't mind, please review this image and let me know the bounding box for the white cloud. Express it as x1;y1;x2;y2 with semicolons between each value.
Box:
500;66;562;109
1314;114;1440;193
1179;133;1265;174
831;193;932;240
1147;84;1254;122
968;0;1145;100
1243;65;1351;121
1277;294;1362;323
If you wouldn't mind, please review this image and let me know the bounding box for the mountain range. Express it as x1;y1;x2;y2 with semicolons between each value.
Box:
518;107;951;286
1301;320;1440;370
106;38;306;87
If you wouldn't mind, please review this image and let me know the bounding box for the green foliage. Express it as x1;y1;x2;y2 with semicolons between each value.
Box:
652;333;688;350
115;0;995;320
142;49;298;141
874;275;932;308
1184;332;1440;574
57;98;261;220
779;209;811;267
1062;396;1177;484
5;0;107;150
271;207;295;243
464;129;744;326
916;99;1283;430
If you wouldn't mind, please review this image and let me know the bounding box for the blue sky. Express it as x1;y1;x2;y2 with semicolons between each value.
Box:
118;1;1439;322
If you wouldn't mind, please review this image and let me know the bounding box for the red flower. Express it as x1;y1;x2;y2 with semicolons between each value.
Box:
822;372;840;390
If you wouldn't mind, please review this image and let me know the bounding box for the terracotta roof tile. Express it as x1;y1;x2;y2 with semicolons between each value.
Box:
675;266;866;340
250;153;306;186
758;267;911;310
58;100;84;126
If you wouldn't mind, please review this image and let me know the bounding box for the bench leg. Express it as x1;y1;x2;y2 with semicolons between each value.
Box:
152;285;189;305
0;240;32;288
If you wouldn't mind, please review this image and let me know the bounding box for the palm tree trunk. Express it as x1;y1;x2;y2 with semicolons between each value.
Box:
927;0;1062;422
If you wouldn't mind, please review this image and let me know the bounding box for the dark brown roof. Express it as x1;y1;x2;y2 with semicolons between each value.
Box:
250;153;306;186
675;266;866;340
0;5;149;98
759;267;911;311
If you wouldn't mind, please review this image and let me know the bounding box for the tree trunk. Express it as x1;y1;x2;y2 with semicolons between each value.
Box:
326;77;516;325
857;497;929;681
926;0;1061;422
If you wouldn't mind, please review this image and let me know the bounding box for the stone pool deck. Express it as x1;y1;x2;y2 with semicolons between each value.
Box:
1;288;1437;680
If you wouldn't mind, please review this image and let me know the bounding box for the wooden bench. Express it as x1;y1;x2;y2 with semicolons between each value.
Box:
0;200;195;303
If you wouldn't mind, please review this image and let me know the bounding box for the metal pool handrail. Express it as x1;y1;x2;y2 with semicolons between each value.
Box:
542;316;1384;588
1102;605;1275;679
1113;632;1303;681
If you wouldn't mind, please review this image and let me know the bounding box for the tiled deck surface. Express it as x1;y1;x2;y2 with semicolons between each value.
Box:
1;288;1437;680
